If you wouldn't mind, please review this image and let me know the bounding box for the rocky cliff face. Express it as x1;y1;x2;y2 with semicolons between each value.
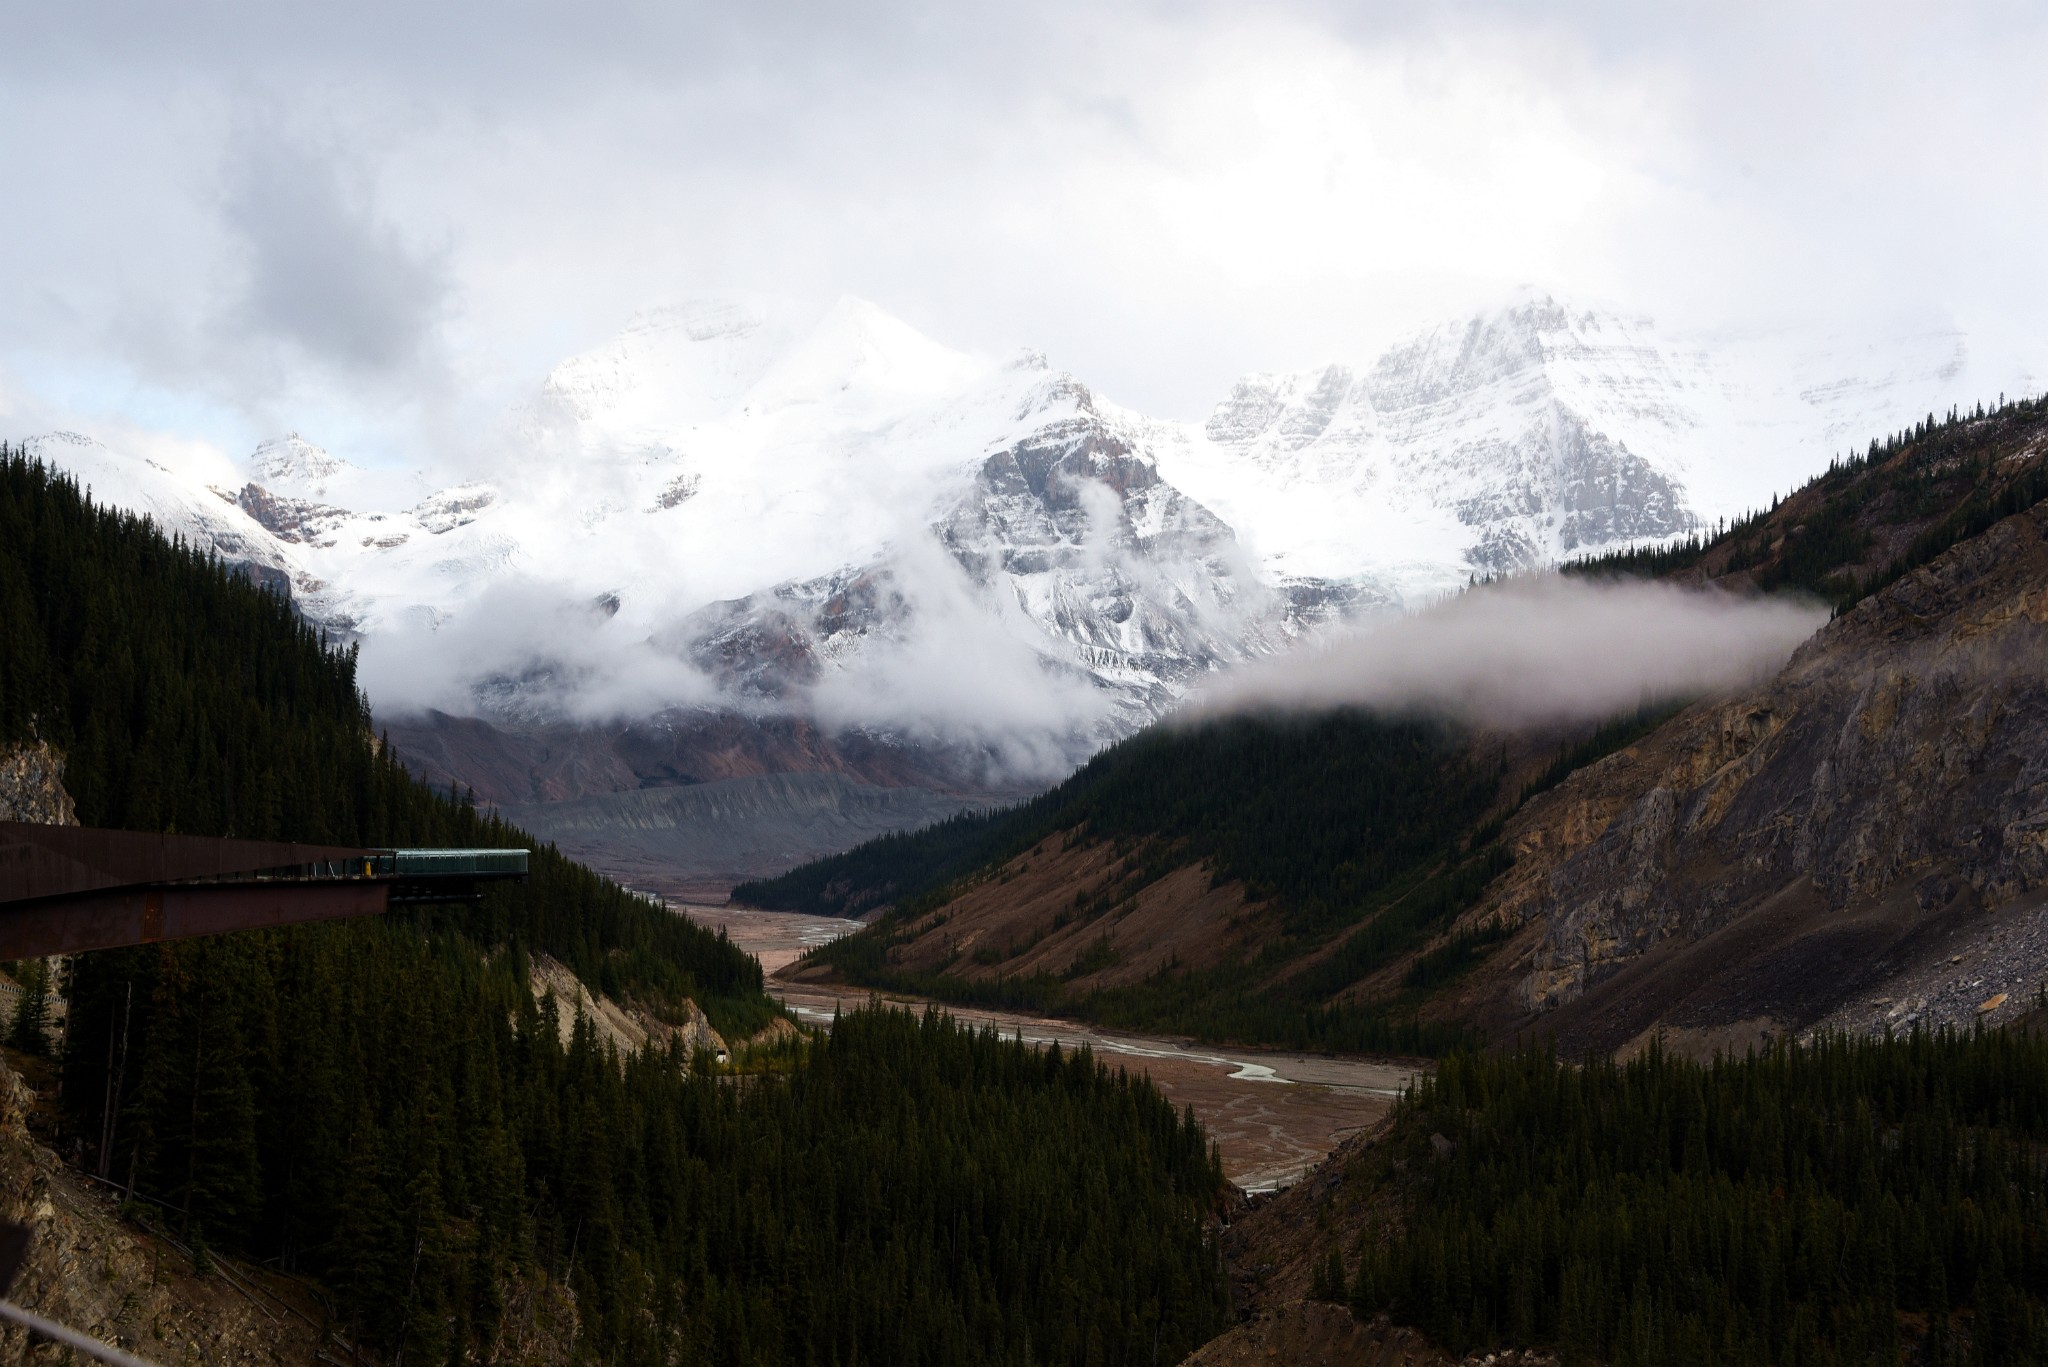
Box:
1193;301;1699;583
1472;501;2048;1052
0;1050;331;1367
526;951;728;1057
0;744;76;826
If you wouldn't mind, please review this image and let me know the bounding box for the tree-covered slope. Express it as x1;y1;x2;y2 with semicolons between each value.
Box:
753;711;1513;1053
741;712;1493;928
0;447;1232;1366
1342;1026;2048;1366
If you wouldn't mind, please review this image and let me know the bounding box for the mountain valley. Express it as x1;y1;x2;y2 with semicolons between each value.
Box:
16;325;2048;1367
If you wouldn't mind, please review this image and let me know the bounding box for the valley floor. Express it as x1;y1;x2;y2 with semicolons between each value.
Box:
683;904;1418;1192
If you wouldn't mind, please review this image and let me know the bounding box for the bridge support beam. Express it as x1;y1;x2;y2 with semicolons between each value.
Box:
0;883;391;961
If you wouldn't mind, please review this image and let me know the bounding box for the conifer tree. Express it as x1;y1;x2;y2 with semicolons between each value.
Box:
6;959;50;1056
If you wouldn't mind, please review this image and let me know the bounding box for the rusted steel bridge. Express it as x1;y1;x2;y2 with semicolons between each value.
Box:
0;822;528;961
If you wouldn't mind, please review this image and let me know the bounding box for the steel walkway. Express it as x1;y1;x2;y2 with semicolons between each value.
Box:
0;822;529;960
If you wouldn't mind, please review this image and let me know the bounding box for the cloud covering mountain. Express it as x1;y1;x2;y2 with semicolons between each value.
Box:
19;292;2020;784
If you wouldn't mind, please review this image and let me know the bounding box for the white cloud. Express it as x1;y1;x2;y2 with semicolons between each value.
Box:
1184;575;1828;729
220;136;452;378
1;1;2044;455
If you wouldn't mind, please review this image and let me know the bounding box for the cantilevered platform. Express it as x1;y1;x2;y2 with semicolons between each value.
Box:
0;822;528;960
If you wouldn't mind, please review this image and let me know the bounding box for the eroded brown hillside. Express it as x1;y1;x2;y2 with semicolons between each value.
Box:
1451;499;2048;1054
789;834;1272;991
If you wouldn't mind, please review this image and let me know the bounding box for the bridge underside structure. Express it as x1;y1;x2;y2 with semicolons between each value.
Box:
0;822;528;961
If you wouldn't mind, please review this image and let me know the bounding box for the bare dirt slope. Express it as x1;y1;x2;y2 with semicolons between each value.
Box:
799;833;1279;989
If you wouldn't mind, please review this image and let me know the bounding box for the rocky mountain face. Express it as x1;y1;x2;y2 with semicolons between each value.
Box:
1152;298;1987;599
1182;300;1699;586
1467;507;2048;1054
1435;406;2048;1054
15;295;2016;891
668;375;1289;734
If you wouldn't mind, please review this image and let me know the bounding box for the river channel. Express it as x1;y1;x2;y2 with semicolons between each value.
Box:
681;904;1420;1192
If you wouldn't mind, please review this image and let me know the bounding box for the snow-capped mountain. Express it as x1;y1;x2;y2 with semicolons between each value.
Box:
22;431;300;597
17;293;2023;779
1150;296;1983;602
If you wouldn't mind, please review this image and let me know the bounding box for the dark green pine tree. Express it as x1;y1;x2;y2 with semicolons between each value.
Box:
6;959;51;1056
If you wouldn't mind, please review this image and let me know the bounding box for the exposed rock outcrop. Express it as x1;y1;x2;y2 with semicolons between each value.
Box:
0;744;76;827
1179;1305;1557;1367
527;951;727;1058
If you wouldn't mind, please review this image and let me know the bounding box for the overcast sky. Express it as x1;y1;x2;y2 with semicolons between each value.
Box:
3;0;2044;468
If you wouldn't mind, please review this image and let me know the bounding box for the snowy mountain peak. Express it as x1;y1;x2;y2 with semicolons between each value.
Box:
1205;364;1370;458
24;432;297;594
628;297;773;344
536;294;980;438
537;295;802;430
1366;296;1667;416
245;433;426;514
251;433;355;497
742;296;982;418
1157;294;2016;597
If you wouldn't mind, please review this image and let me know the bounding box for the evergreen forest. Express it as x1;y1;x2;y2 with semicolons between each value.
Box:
1347;1028;2048;1366
0;447;1233;1365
